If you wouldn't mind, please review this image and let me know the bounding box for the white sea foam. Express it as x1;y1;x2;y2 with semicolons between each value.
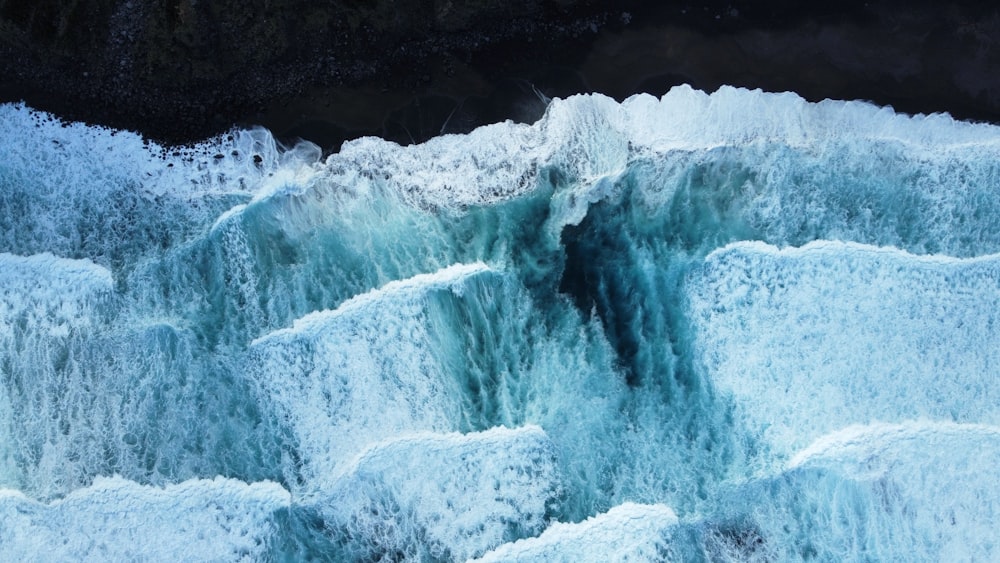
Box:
670;422;1000;562
247;264;498;491
0;252;114;334
620;85;999;151
7;87;1000;245
6;87;996;214
322;426;561;561
313;85;1000;211
687;240;1000;461
474;502;678;562
252;262;492;346
0;253;116;491
0;103;311;200
0;476;289;561
0;103;320;263
788;420;1000;471
3;86;1000;558
0;317;275;501
785;422;1000;562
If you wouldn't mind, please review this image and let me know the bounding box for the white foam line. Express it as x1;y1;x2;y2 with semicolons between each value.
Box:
705;239;1000;265
338;424;546;474
0;252;113;287
788;420;1000;470
473;502;679;562
251;262;493;346
312;85;1000;209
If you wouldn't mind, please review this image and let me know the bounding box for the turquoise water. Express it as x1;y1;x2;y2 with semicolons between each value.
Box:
1;86;999;561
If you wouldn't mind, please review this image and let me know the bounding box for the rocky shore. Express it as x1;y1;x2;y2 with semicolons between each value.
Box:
2;1;998;151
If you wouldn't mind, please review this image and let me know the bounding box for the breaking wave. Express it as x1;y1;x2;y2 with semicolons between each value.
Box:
1;85;999;560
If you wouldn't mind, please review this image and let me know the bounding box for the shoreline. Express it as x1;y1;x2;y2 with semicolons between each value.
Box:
2;1;998;151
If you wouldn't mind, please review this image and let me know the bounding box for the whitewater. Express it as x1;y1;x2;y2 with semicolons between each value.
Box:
1;85;999;561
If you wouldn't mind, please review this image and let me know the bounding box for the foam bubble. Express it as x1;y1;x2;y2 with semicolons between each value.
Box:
789;420;1000;472
622;85;999;151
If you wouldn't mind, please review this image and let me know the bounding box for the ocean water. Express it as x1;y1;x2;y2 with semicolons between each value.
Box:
1;85;999;561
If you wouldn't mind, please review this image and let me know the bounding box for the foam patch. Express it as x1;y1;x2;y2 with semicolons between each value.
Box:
687;241;1000;461
0;476;289;561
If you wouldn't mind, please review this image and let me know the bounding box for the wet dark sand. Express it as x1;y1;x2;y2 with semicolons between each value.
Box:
2;1;998;151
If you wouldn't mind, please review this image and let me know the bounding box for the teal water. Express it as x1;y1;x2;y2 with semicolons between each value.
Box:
1;86;999;561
